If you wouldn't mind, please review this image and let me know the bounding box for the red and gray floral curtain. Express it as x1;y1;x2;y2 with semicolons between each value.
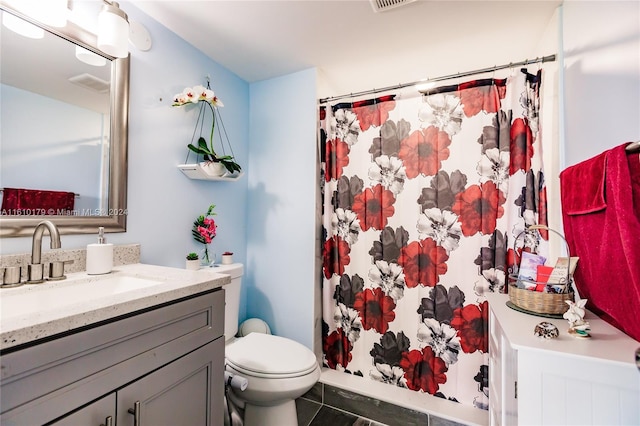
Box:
320;70;548;409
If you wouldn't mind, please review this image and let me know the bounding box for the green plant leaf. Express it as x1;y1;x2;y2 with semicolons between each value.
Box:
211;155;242;173
187;143;214;162
192;229;205;244
197;137;209;151
187;143;209;155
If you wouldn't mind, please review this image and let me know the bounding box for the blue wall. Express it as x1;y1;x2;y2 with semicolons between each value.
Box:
246;69;318;348
122;3;250;271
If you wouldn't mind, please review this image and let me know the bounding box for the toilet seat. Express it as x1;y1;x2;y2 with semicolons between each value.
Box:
225;332;318;378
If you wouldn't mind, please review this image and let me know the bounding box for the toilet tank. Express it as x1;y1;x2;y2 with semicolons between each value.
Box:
211;263;243;341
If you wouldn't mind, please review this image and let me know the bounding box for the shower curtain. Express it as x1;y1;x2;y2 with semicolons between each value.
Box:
320;70;548;409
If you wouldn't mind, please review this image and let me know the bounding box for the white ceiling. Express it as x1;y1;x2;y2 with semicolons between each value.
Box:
133;0;562;96
0;0;563;107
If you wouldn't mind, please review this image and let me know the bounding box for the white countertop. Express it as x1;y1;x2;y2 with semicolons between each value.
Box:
0;263;230;350
486;293;640;368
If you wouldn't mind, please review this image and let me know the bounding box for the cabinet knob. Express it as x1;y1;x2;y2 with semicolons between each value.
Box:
128;401;141;426
99;416;113;426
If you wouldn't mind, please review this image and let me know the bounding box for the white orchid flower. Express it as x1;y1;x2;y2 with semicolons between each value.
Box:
173;85;224;107
191;85;207;101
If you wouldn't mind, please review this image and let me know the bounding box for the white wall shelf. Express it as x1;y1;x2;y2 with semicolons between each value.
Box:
177;164;244;181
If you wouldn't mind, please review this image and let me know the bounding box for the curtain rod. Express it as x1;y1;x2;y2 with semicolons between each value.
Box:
318;54;556;105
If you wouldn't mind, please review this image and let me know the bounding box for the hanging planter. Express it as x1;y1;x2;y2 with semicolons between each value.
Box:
173;79;243;180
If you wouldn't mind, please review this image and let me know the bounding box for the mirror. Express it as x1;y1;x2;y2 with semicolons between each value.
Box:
0;3;129;237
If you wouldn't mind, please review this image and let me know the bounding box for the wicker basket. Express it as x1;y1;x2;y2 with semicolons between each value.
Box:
508;225;574;316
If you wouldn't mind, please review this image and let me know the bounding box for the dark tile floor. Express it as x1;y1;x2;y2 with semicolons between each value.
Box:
295;382;465;426
225;380;465;425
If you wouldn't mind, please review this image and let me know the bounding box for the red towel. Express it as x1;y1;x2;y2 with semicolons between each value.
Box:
560;149;607;215
560;144;640;341
1;188;75;215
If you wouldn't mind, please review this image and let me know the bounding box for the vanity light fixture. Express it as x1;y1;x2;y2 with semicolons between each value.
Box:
97;0;129;58
75;45;107;67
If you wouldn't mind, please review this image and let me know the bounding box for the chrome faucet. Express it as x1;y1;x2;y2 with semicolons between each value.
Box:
27;220;61;284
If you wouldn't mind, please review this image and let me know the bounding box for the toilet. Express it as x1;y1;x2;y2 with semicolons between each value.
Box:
213;263;320;426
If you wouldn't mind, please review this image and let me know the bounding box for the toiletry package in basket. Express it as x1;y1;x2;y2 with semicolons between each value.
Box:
507;225;578;316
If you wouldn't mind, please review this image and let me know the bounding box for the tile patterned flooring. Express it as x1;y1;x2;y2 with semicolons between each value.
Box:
295;382;465;426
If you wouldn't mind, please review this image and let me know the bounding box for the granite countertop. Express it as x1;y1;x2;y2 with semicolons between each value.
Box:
0;263;230;350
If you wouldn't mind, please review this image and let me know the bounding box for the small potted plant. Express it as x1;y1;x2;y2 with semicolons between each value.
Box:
221;251;234;265
185;252;200;270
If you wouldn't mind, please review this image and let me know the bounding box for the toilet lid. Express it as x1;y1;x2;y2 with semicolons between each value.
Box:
225;332;317;376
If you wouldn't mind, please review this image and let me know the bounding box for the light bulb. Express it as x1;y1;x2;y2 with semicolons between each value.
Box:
76;45;107;67
1;12;43;39
97;1;129;58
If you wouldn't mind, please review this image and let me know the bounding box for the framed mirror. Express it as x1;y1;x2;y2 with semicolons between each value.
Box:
0;3;129;237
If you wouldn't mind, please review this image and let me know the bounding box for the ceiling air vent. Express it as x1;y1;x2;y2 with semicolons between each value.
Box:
370;0;417;13
68;73;110;93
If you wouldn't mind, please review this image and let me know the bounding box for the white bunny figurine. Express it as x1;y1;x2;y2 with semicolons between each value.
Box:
564;299;590;337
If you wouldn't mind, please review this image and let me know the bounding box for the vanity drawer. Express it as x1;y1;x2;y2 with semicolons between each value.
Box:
0;288;224;416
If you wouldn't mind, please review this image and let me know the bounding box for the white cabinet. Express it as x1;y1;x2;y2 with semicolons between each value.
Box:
0;289;225;426
487;293;640;426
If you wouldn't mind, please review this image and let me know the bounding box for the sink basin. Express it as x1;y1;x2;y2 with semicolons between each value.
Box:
1;274;164;320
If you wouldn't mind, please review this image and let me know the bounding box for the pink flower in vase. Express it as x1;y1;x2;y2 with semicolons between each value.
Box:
192;204;217;264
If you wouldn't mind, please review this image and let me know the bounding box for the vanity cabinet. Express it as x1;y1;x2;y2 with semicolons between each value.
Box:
486;293;640;426
0;289;225;426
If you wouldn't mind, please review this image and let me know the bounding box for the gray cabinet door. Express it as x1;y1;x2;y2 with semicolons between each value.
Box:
117;338;224;426
50;394;115;426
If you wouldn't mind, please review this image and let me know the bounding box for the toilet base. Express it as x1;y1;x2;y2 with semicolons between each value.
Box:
244;399;298;426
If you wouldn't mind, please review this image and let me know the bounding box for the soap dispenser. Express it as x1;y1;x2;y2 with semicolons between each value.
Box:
86;227;114;275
